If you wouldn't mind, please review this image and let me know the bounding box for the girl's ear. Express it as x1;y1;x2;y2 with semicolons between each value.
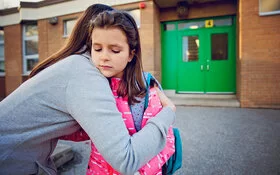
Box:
129;49;135;62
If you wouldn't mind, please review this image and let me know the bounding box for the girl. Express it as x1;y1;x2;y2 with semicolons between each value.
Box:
0;4;175;175
62;10;175;175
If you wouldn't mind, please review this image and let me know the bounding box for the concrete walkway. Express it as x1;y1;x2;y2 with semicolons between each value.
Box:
57;106;280;175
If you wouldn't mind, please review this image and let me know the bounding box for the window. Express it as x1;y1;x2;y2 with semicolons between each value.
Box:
178;21;205;30
63;19;77;37
182;36;199;62
164;24;176;31
23;24;39;75
211;33;228;61
178;18;232;30
127;9;141;28
0;30;5;75
259;0;280;16
214;18;232;27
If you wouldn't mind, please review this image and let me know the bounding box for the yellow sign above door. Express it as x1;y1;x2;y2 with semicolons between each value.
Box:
205;20;214;28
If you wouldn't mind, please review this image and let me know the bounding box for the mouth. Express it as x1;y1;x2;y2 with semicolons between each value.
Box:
99;65;112;69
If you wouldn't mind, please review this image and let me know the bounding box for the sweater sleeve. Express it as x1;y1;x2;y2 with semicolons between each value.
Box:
65;59;175;175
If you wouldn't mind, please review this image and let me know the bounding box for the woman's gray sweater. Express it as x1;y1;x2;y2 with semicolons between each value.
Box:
0;54;175;175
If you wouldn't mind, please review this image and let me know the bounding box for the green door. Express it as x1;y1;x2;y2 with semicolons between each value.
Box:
205;27;236;93
177;30;205;93
176;17;236;93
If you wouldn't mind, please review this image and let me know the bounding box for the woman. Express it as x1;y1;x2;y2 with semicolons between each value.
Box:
0;4;175;175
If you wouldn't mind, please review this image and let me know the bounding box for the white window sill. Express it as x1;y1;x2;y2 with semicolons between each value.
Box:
22;72;31;76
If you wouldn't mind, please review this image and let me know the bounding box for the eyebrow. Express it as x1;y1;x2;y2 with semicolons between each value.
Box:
92;43;123;48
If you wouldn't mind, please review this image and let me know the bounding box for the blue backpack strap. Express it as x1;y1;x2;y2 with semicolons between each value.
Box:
144;72;152;110
143;72;163;110
167;128;183;174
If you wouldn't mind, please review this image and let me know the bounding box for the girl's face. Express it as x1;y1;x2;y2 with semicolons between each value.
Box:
91;27;134;78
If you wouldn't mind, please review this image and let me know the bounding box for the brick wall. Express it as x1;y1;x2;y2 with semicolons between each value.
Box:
38;12;82;61
38;19;49;62
239;0;280;108
140;1;161;81
4;24;22;95
153;2;162;82
140;1;155;72
160;1;236;22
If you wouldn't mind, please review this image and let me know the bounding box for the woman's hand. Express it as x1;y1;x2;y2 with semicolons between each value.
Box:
155;87;176;112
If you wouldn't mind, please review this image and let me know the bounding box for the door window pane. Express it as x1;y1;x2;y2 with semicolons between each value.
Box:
178;21;204;30
164;24;175;31
25;40;38;55
214;18;232;27
182;36;199;62
211;33;228;61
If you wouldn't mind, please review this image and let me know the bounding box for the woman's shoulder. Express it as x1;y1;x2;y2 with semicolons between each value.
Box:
62;54;91;66
54;53;97;73
41;53;98;81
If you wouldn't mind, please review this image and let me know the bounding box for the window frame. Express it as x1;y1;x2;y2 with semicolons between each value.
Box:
259;0;280;16
22;24;39;75
127;9;141;29
0;30;4;76
63;18;77;37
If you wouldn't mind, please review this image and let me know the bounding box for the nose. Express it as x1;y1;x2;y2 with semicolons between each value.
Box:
100;49;110;62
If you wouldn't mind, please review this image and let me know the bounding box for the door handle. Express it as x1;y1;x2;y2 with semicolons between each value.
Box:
201;65;204;71
207;65;210;71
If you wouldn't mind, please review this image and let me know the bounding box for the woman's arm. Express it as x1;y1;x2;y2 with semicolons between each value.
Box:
65;58;175;175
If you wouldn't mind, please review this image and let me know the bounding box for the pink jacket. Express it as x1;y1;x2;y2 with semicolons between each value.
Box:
61;78;175;175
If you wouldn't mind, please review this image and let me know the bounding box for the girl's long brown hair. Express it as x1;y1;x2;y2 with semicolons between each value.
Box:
88;11;146;105
28;4;114;78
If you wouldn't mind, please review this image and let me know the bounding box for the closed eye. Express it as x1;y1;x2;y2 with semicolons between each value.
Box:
94;48;102;52
112;50;120;54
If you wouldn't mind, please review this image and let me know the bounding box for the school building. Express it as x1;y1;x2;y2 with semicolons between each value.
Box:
0;0;279;108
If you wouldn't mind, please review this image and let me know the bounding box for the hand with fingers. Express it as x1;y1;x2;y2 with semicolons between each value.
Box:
155;87;176;112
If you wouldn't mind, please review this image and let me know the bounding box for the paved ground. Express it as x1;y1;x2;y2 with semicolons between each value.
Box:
57;106;280;175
